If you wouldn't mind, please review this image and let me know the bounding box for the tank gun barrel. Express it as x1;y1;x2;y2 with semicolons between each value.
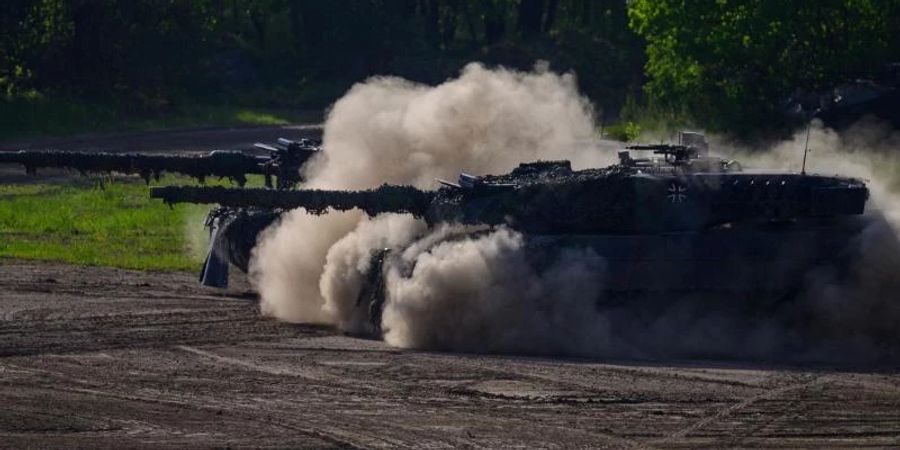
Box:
624;144;698;163
625;144;691;152
150;185;435;217
0;138;320;188
0;150;271;185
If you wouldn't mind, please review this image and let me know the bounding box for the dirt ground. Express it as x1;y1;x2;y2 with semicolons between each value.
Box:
1;260;900;449
2;127;900;448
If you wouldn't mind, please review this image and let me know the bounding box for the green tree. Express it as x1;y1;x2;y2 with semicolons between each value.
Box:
629;0;900;134
1;0;646;120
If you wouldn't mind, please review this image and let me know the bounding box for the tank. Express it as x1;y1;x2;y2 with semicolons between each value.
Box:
150;132;871;329
0;138;321;287
0;137;321;188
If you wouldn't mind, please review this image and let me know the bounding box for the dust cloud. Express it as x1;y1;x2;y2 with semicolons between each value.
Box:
381;225;610;354
250;62;900;364
318;214;425;334
252;210;363;323
251;62;604;329
303;62;606;190
710;121;900;362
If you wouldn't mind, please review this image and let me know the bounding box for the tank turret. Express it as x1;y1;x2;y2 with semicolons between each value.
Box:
151;148;868;234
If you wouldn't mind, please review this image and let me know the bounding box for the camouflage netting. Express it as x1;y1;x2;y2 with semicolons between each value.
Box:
150;185;435;217
0;150;268;186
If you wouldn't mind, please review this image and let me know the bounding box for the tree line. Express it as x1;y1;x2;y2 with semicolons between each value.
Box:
1;0;898;134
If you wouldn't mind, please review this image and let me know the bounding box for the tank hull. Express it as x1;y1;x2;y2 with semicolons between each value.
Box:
526;218;867;297
213;205;871;298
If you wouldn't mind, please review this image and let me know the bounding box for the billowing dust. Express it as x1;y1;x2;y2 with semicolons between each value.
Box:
250;63;900;363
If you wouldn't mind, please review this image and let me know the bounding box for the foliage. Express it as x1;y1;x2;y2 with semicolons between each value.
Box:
1;1;898;137
0;0;645;120
603;121;641;142
628;0;900;134
615;92;695;140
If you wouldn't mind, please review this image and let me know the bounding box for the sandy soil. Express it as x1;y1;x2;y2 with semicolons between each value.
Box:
1;259;899;449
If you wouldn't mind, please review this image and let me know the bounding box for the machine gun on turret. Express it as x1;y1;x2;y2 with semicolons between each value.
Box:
625;144;698;164
0;138;320;188
622;130;710;165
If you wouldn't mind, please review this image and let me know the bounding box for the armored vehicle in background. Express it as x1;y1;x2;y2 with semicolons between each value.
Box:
785;63;900;128
0;137;320;188
0;138;321;287
151;132;870;328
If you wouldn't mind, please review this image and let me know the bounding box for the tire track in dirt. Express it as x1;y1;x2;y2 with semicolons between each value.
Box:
6;383;363;449
0;358;367;448
176;345;328;380
648;374;827;446
3;260;900;447
171;345;524;447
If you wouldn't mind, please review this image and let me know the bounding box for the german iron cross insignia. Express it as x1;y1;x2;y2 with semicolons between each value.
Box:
667;183;688;203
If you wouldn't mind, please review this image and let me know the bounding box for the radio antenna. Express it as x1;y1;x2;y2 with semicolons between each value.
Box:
801;110;821;176
801;121;811;175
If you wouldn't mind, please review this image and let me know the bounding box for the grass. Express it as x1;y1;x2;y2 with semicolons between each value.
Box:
0;93;322;141
0;175;241;271
0;88;302;270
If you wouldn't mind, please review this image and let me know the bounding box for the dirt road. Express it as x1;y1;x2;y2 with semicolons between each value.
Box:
1;260;899;448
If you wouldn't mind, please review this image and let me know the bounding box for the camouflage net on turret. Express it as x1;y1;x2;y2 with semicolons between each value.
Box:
150;185;435;217
0;150;270;186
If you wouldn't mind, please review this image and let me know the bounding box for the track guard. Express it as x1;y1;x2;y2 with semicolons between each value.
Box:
200;215;229;288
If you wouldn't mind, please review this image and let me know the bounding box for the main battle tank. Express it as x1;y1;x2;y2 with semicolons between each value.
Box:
0;137;321;188
0;137;321;287
151;132;871;328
